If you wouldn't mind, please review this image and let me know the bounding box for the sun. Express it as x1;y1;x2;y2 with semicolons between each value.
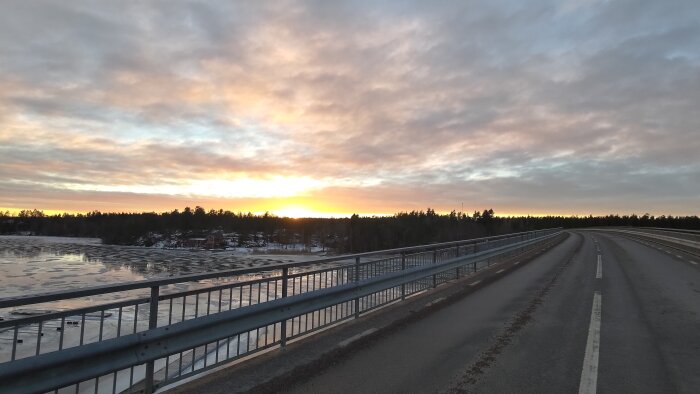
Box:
273;205;321;218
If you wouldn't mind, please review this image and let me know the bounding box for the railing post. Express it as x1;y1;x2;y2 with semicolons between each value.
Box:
401;252;406;300
144;285;159;394
432;249;437;288
486;239;490;266
280;267;289;348
354;256;361;318
454;245;460;279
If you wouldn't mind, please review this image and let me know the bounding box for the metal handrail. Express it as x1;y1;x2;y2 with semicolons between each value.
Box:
0;229;553;309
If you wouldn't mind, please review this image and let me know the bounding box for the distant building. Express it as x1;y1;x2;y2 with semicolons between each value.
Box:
206;230;226;249
182;237;206;248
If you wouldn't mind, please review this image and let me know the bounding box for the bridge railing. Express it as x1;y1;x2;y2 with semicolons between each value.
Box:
0;228;562;394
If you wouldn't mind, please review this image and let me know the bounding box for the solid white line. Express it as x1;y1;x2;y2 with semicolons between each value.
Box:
469;280;482;286
579;292;602;394
496;269;505;274
596;255;602;279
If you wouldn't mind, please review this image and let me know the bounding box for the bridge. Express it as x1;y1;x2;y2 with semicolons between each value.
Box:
0;228;698;393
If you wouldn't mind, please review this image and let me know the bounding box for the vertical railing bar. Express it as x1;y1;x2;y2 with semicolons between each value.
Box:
181;295;186;322
116;307;123;337
354;256;361;318
432;249;437;288
58;317;65;351
191;346;196;372
133;305;139;335
35;321;43;356
281;267;288;348
218;289;223;313
165;354;170;387
401;253;406;300
144;285;159;394
178;350;184;379
112;371;118;394
11;326;18;361
168;298;173;326
206;290;211;315
204;342;209;368
98;310;105;342
79;313;86;346
272;282;278;342
226;334;231;360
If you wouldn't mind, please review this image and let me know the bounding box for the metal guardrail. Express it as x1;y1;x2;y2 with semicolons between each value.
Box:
0;228;562;394
626;227;700;235
593;228;699;256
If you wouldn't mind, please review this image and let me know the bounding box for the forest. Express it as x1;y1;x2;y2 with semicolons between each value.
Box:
1;207;698;253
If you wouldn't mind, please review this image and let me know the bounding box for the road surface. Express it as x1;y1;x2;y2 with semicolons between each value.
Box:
283;231;700;393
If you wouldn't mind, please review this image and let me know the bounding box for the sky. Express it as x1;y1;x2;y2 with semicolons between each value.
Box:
1;0;699;217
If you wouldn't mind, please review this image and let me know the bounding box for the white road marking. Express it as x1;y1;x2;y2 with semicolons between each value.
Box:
690;261;698;265
579;292;602;394
675;255;682;259
514;261;520;265
469;280;482;286
337;328;378;348
424;297;446;308
596;255;602;279
496;269;505;274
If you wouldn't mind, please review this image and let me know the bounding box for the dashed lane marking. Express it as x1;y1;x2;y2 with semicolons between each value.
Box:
596;255;602;279
469;280;482;286
496;269;505;274
579;292;602;394
690;261;699;265
337;328;378;348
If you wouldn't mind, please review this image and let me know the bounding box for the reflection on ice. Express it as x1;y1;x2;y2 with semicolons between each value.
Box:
0;235;319;299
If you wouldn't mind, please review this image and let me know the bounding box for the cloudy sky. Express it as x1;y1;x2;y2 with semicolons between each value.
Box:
1;0;698;217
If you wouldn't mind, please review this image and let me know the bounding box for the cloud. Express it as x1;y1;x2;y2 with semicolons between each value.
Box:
0;0;698;215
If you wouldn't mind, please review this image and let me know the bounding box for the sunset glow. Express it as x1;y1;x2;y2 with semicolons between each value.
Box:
1;1;699;217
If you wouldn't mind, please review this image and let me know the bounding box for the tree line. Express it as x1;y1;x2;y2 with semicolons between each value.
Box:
0;208;698;253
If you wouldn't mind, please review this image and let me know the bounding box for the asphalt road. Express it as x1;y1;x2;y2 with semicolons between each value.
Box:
284;231;700;393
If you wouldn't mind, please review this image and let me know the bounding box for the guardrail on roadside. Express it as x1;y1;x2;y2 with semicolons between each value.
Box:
0;228;562;394
590;228;700;256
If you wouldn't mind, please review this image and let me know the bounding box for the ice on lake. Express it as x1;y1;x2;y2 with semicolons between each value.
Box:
0;235;319;299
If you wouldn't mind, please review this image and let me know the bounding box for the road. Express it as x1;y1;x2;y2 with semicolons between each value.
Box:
284;231;700;393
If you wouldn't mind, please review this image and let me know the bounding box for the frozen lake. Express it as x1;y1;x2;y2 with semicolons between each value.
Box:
0;235;319;299
0;236;340;392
